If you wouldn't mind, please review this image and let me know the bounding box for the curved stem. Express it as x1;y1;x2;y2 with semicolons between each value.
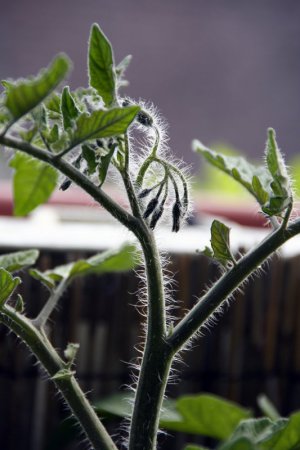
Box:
0;135;137;232
0;305;117;450
168;218;300;354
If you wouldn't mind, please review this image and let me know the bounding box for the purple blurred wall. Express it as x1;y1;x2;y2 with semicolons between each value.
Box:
1;0;300;171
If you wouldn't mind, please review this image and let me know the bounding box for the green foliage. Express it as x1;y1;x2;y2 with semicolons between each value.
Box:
0;249;39;272
262;128;292;216
29;243;138;289
70;106;139;147
88;23;117;107
0;268;21;307
4;54;70;121
202;220;235;266
10;152;58;216
194;131;293;218
61;86;80;130
96;391;251;439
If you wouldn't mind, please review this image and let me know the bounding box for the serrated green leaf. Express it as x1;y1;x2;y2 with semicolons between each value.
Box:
82;144;97;174
29;268;56;289
0;249;39;272
5;54;71;121
252;175;269;205
98;145;116;186
71;106;139;147
47;124;59;143
210;220;234;265
31;243;138;285
61;86;80;129
0;268;21;307
194;140;272;207
88;23;116;107
116;54;132;88
162;394;251;439
10;152;58;216
19;125;38;143
262;128;292;216
45;93;62;119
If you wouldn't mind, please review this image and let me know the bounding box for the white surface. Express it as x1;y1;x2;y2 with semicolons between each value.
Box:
2;214;300;258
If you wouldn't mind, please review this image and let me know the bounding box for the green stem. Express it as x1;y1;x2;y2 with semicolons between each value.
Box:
0;135;137;232
32;278;69;329
128;223;171;450
0;305;117;450
168;218;300;353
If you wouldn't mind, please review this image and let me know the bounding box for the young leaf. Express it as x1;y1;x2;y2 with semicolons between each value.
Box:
82;144;97;174
0;249;39;272
205;220;235;266
116;54;132;87
262;128;292;216
30;243;138;285
10;152;58;216
88;23;116;107
71;106;139;147
61;86;80;129
29;269;56;290
193;140;273;207
5;54;71;121
0;268;21;307
98;145;116;186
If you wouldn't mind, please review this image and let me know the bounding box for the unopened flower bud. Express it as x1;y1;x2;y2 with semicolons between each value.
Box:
137;110;153;127
149;203;164;230
138;188;153;199
59;178;72;191
172;200;182;232
143;197;158;219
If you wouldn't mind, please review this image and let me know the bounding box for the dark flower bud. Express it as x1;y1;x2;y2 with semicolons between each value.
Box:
137;110;153;127
122;99;130;107
172;200;182;232
143;197;158;219
60;178;72;191
149;203;164;230
96;139;103;148
138;188;153;199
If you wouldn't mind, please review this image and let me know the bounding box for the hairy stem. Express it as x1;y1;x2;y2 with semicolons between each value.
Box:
32;278;69;329
0;135;137;232
129;223;171;450
168;218;300;353
0;305;117;450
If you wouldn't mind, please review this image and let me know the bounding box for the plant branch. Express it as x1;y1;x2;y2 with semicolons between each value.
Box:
128;222;171;450
0;305;118;450
32;278;69;329
168;218;300;353
0;135;137;232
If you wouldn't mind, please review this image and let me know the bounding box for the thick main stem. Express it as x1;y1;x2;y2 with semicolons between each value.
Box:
128;223;172;450
0;306;117;450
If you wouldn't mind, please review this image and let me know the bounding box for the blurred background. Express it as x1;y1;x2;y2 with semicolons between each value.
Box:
1;1;300;449
1;0;300;171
